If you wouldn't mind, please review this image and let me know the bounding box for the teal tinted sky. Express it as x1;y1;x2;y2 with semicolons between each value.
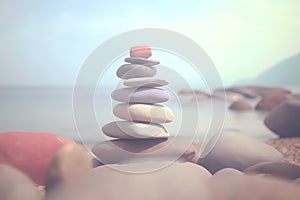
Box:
1;0;300;87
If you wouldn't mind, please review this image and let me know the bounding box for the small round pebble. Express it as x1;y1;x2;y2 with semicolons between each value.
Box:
125;57;160;66
130;46;152;59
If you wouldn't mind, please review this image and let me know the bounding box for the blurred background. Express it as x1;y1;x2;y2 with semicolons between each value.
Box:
1;0;300;87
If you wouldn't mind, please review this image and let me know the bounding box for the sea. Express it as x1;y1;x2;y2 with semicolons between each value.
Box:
1;86;299;150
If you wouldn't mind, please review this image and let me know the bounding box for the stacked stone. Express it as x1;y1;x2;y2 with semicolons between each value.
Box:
102;46;174;139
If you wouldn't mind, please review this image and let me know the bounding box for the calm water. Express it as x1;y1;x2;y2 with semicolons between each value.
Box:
0;87;290;145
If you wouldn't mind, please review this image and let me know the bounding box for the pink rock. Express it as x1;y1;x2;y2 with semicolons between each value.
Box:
0;132;74;185
130;46;152;59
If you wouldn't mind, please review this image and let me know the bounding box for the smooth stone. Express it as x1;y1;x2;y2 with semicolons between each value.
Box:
244;161;300;180
37;185;45;196
192;93;210;101
124;77;169;87
198;131;283;173
124;57;160;66
116;64;156;79
92;138;201;165
264;100;300;137
229;99;252;111
212;91;244;102
255;91;293;110
293;94;300;101
130;46;152;59
113;103;174;123
216;86;291;99
0;165;42;200
209;175;300;199
223;87;258;99
0;132;74;185
45;144;92;192
178;88;209;96
102;121;169;139
245;86;291;97
111;87;169;104
46;162;211;200
293;178;300;185
213;168;244;177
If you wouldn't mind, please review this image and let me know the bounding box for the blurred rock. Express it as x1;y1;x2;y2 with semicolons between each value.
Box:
198;131;283;173
92;138;201;166
192;93;210;101
293;178;300;185
0;165;42;200
229;99;252;111
245;86;290;97
293;94;300;101
178;88;209;96
223;87;258;99
0;132;74;185
209;174;300;199
45;144;92;192
264;100;300;137
244;161;300;180
213;168;244;178
212;90;244;102
255;91;292;111
217;85;291;100
46;162;211;200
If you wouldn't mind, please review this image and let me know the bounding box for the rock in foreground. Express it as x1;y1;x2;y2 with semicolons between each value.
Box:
198;131;283;173
0;132;74;185
209;174;300;199
244;161;300;180
0;165;42;200
46;162;211;200
92;138;201;165
45;144;92;192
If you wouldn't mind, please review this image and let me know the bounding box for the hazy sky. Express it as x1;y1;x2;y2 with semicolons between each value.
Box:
1;0;300;87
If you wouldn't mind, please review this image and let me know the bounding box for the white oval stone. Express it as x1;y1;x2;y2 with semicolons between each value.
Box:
113;103;174;123
124;77;169;87
102;121;169;139
111;87;169;104
125;57;160;66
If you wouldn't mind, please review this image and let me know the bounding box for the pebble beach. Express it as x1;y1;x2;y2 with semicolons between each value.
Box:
1;46;300;200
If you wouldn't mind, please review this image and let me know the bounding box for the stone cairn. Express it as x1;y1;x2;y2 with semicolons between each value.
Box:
102;46;174;139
